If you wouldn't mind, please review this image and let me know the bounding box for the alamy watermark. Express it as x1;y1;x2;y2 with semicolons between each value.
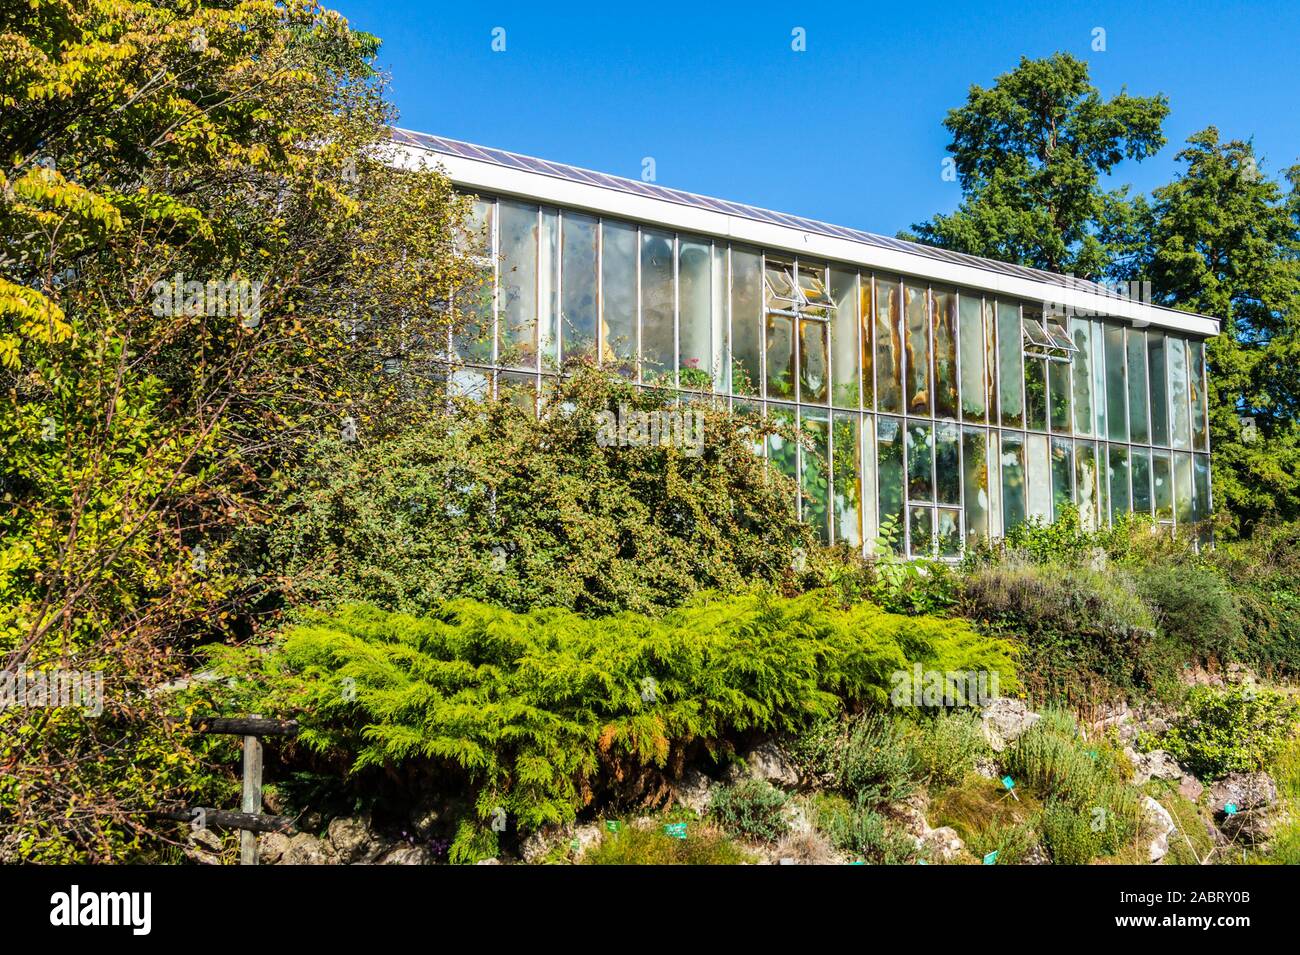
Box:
595;403;704;457
1;667;104;716
1043;279;1152;320
890;664;1000;708
151;273;264;327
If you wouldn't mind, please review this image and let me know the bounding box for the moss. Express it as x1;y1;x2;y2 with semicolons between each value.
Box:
581;821;753;865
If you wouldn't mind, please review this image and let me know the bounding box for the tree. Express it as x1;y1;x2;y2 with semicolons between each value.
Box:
0;1;479;860
1132;129;1300;531
907;52;1168;278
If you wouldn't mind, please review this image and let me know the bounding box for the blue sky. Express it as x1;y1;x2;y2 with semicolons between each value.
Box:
336;0;1300;237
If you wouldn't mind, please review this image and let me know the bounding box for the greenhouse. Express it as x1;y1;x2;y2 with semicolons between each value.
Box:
391;129;1219;558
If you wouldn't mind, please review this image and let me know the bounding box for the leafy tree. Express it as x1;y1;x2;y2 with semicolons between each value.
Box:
907;52;1168;278
1129;129;1300;531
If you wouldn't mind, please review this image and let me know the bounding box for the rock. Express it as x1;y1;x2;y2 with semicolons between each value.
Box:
1128;749;1186;785
280;832;333;865
673;768;714;816
409;799;442;839
184;827;224;865
475;858;501;865
1209;772;1278;815
1142;796;1176;863
1023;843;1051;865
883;800;928;840
1218;808;1279;845
980;698;1041;752
571;824;603;856
326;815;382;864
773;829;841;865
519;823;572;864
1178;774;1204;802
973;756;999;780
377;844;433;865
258;831;291;865
782;800;815;837
744;740;800;787
631;817;659;832
920;826;965;863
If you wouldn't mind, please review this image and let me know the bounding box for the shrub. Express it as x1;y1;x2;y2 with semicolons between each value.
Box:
794;713;921;805
816;794;917;864
1134;562;1245;662
202;589;1017;862
903;710;990;789
1209;521;1300;676
708;780;789;842
1160;685;1300;779
930;775;1041;864
582;823;751;865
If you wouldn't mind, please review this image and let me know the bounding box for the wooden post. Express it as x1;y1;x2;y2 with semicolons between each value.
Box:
240;717;264;866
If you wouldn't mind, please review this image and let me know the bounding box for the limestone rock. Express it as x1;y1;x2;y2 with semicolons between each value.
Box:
1128;749;1185;785
377;844;434;865
184;826;224;865
280;832;333;865
673;768;714;816
744;740;800;787
520;823;572;864
1141;796;1176;863
258;831;291;865
1178;774;1204;802
326;815;382;864
980;698;1041;752
920;826;965;863
1209;772;1278;815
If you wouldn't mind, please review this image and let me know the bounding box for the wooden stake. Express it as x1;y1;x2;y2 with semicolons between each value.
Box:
240;724;263;866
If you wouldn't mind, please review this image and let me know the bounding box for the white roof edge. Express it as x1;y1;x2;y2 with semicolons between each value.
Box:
386;140;1221;338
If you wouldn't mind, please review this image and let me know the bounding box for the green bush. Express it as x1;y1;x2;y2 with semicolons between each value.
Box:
582;823;751;865
1135;562;1245;663
1209;521;1300;676
708;779;789;842
815;794;918;864
903;710;990;789
203;589;1017;862
794;713;921;805
1161;685;1300;779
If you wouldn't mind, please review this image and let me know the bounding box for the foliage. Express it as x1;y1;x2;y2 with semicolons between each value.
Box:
905;52;1168;277
814;793;918;864
902;710;990;789
1134;562;1245;663
929;775;1041;865
582;821;751;865
793;712;921;805
708;779;789;842
1208;521;1300;675
1160;685;1300;779
197;590;1017;862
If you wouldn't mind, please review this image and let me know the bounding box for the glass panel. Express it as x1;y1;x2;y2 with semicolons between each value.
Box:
498;199;538;369
1189;340;1209;451
932;288;959;419
1126;328;1149;444
677;238;713;389
498;369;537;412
1074;441;1099;531
1025;356;1048;431
801;412;831;544
1022;317;1052;348
962;427;990;547
1108;444;1131;520
832;412;862;547
1000;432;1026;533
712;244;729;393
998;302;1024;426
984;299;999;423
764;257;798;309
1070;318;1093;436
734;399;765;455
1051;437;1073;520
539;208;559;369
904;283;931;415
1193;453;1211;522
937;508;962;558
765;310;795;400
958;293;986;422
560;212;598;362
830;269;859;408
1131;447;1152;516
1026;433;1052;523
1152;451;1173;521
799;316;829;404
1169;336;1192;450
730;247;763;396
453;198;495;363
1174;451;1193;525
639;229;675;384
1092;319;1107;439
907;421;934;502
877;417;905;553
767;404;798;514
987;429;1002;536
874;277;904;414
595;221;637;378
1048;357;1071;433
1105;323;1128;441
861;418;878;549
909;506;934;558
857;273;875;410
1148;332;1170;446
935;421;961;505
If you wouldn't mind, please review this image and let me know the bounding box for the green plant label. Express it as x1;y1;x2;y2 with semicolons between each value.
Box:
1001;776;1015;790
663;822;688;839
983;850;999;865
605;820;621;832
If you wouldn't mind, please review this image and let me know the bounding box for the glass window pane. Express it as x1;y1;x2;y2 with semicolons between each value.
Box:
1131;447;1152;515
801;412;831;543
907;421;934;502
1189;340;1209;451
830;269;859;408
539;208;559;369
877;417;905;553
1048;356;1072;433
601;220;637;374
958;293;987;422
905;284;931;415
962;427;990;547
767;404;798;513
799;317;829;404
1152;450;1173;521
1091;319;1107;439
1174;451;1193;525
730;247;763;396
833;412;862;547
1126;328;1149;444
932;288;959;419
1051;438;1073;520
1148;332;1170;446
712;244;729;392
1000;432;1026;533
1169;336;1192;450
857;274;875;410
909;506;934;558
765;311;795;400
498;199;538;369
935;421;961;505
677;238;714;389
998;302;1024;426
1108;444;1131;520
937;508;961;558
453;198;495;364
1105;323;1128;441
987;429;1002;535
1074;440;1099;531
1070;318;1093;435
874;277;904;414
561;212;598;362
1193;453;1211;522
861;417;878;548
1025;356;1048;431
1026;433;1052;523
639;229;675;383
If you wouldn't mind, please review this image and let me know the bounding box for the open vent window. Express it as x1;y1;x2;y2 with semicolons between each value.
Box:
1024;314;1077;361
763;257;836;321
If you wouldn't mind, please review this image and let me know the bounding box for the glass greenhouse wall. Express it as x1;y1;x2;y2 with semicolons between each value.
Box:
451;194;1212;558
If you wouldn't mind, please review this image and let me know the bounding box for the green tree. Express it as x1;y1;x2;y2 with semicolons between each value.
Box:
907;52;1168;278
1132;129;1300;531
